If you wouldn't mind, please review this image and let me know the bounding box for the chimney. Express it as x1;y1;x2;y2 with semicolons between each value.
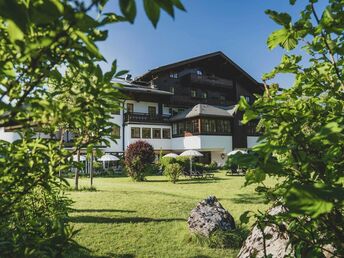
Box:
125;74;132;81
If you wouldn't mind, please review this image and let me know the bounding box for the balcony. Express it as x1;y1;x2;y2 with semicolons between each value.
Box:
181;73;234;89
124;112;171;124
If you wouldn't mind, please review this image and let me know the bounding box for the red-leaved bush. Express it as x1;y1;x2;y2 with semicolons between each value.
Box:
125;141;155;181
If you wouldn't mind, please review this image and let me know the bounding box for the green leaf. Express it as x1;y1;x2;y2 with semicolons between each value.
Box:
171;0;186;11
7;19;24;42
267;28;297;50
75;30;104;60
156;0;174;17
265;10;292;26
144;0;161;28
286;183;334;218
239;211;252;224
238;96;250;110
242;110;257;124
311;122;342;144
119;0;137;24
245;168;266;186
115;69;129;78
104;60;117;82
2;62;16;77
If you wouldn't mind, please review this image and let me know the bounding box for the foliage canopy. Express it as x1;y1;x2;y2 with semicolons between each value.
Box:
237;0;344;256
0;0;184;256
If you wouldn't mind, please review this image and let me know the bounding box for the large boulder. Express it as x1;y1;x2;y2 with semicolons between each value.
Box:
187;196;236;237
237;205;294;258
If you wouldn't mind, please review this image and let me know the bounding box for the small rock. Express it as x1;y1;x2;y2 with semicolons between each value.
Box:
187;196;235;237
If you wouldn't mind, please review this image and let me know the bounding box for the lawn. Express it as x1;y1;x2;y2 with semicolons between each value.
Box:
66;172;270;258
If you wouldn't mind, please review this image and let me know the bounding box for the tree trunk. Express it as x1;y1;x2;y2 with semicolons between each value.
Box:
90;152;93;187
75;149;80;190
58;128;65;177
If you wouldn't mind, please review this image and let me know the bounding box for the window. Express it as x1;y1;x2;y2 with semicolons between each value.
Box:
148;106;156;116
196;69;203;76
192;119;199;133
220;96;226;104
152;128;161;139
163;128;171;139
131;127;140;138
170;86;175;94
177;121;185;135
185;120;192;132
247;121;258;135
191;89;197;98
172;123;177;135
169;72;178;79
112;125;120;139
216;120;231;134
142;128;151;139
127;103;134;113
201;91;208;99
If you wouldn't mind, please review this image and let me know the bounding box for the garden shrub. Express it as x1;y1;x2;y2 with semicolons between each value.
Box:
175;156;190;172
144;163;160;175
208;161;218;170
164;163;183;183
125;141;155;181
160;157;176;169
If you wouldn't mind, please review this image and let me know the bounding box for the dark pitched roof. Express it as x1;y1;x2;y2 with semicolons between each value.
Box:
134;51;260;86
170;104;237;121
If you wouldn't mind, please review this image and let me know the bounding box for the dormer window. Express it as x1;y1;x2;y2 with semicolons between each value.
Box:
220;96;226;104
170;86;175;93
196;69;203;76
191;89;197;98
201;91;207;99
169;72;178;79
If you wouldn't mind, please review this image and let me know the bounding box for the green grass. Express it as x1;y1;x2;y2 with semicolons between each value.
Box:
66;172;270;258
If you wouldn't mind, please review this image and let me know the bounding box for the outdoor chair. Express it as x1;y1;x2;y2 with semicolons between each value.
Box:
183;170;191;177
190;170;204;179
226;165;240;176
204;172;215;179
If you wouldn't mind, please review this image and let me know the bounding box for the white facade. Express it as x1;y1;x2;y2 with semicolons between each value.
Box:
0;100;244;166
0;127;20;142
247;136;260;148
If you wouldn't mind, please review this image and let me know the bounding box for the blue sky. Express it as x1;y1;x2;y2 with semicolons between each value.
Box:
97;0;326;87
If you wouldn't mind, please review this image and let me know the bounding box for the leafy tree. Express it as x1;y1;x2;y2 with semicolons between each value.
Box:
125;140;155;181
237;0;343;256
0;0;185;256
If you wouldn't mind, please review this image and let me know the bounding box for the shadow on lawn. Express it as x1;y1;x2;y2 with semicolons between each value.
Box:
69;216;186;224
71;209;136;213
66;244;135;258
228;193;265;204
146;176;232;184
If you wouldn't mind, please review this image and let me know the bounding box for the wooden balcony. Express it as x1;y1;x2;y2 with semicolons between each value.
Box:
124;112;171;124
181;73;234;89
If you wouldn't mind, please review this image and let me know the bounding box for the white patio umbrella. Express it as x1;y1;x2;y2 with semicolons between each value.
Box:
99;154;119;170
73;154;86;161
227;149;248;156
179;150;203;173
163;153;179;158
98;154;119;161
227;149;247;170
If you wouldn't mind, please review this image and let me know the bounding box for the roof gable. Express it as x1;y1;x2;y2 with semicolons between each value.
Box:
134;51;260;86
